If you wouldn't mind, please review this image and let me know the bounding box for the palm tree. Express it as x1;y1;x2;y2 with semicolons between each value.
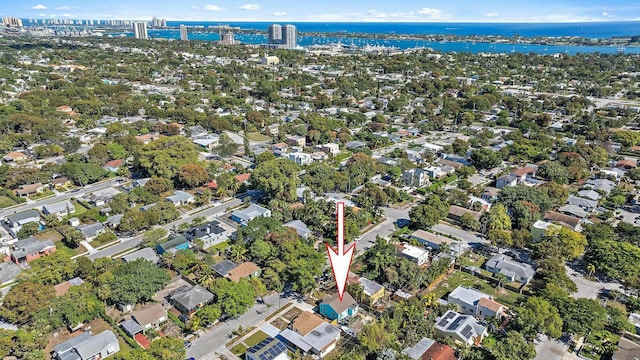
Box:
495;273;509;289
228;244;248;262
231;177;241;197
587;263;596;278
189;315;204;337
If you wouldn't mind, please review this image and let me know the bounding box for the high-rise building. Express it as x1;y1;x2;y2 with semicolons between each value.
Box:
268;24;283;44
151;17;167;28
218;30;236;45
1;17;23;27
180;24;188;41
282;24;297;48
133;22;148;39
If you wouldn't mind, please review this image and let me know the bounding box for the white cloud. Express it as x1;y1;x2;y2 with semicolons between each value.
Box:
273;11;286;16
485;12;499;17
31;4;48;10
239;4;260;10
56;6;71;10
204;5;223;11
39;13;46;17
417;7;442;17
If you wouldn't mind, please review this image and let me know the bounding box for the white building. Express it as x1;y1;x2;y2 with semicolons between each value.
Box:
398;243;429;266
133;22;148;39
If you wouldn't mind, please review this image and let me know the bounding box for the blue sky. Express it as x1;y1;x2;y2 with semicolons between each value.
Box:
4;0;640;22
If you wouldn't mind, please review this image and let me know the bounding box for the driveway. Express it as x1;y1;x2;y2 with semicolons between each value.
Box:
535;335;570;360
186;292;294;360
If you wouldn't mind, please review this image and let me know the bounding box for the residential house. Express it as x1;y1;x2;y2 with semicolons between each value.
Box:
447;205;482;223
188;125;208;137
272;143;289;153
121;248;160;264
105;214;123;228
578;189;602;201
284;220;312;239
170;285;214;314
292;311;326;336
348;273;385;305
130;303;166;331
402;338;457;360
43;200;75;218
192;135;220;150
230;204;271;226
613;336;640;360
68;217;81;227
485;254;535;284
5;210;41;230
319;292;358;321
185;220;228;249
10;237;56;264
434;310;487;346
235;173;251;184
403;168;429;187
477;297;505;320
156;234;189;254
566;195;598;212
54;277;84;297
317;143;340;156
2;151;28;163
544;211;582;231
166;191;195;206
410;229;451;251
286;135;306;147
227;261;261;282
397;243;430;266
616;159;637;170
52;330;120;360
557;204;589;219
135;133;160;144
481;187;500;203
78;223;105;242
86;188;120;207
531;220;561;242
132;178;151;188
15;183;45;197
509;166;536;181
103;159;125;172
51;177;72;189
211;260;238;277
495;174;518;189
298;322;341;358
586;179;615;195
437;158;464;170
345;141;367;150
425;166;447;179
447;286;492;316
289;152;313;166
246;337;289;360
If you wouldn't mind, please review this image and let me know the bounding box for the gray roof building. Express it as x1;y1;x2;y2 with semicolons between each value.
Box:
358;276;384;298
434;310;487;345
485;254;535;284
43;200;75;216
121;248;159;264
283;220;312;239
120;319;143;337
447;286;491;316
166;191;194;205
11;236;55;263
300;322;341;356
211;259;238;277
401;337;436;360
77;223;105;239
586;178;615;194
53;330;119;360
170;285;214;313
5;209;40;228
230;204;271;225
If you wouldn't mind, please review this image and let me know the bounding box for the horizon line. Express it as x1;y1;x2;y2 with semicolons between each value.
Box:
15;18;640;24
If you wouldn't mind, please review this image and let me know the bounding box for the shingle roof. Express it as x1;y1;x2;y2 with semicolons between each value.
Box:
6;210;40;224
121;248;159;264
170;285;214;312
131;303;166;328
322;292;357;314
77;223;105;238
402;338;436;360
486;254;535;281
227;262;260;282
211;260;238;277
283;220;312;238
292;311;326;336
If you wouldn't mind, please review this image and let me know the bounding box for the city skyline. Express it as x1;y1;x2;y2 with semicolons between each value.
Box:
4;1;640;23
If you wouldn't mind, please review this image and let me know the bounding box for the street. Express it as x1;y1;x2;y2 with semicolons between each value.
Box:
565;265;623;300
186;292;294;360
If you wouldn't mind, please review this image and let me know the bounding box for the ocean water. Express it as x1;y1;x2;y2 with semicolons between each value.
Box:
112;21;640;55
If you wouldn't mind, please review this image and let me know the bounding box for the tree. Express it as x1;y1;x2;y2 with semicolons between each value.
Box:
106;259;170;305
147;337;186;360
251;158;300;202
21;251;77;285
492;331;536;360
216;133;239;157
0;281;54;324
537;161;569;184
460;213;481;231
409;204;443;229
515;297;563;339
537;227;587;261
470;148;502;169
136;136;199;179
143;227;168;248
177;163;209;188
16;222;39;239
483;204;512;248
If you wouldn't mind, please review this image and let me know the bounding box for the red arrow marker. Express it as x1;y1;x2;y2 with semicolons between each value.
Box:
326;202;356;301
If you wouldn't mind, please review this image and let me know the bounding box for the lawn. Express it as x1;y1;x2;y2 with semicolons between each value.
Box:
246;132;271;142
209;241;230;253
29;189;55;201
244;331;269;347
231;343;248;356
0;196;17;208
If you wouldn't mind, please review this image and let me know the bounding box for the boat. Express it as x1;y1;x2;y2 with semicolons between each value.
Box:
618;46;626;53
